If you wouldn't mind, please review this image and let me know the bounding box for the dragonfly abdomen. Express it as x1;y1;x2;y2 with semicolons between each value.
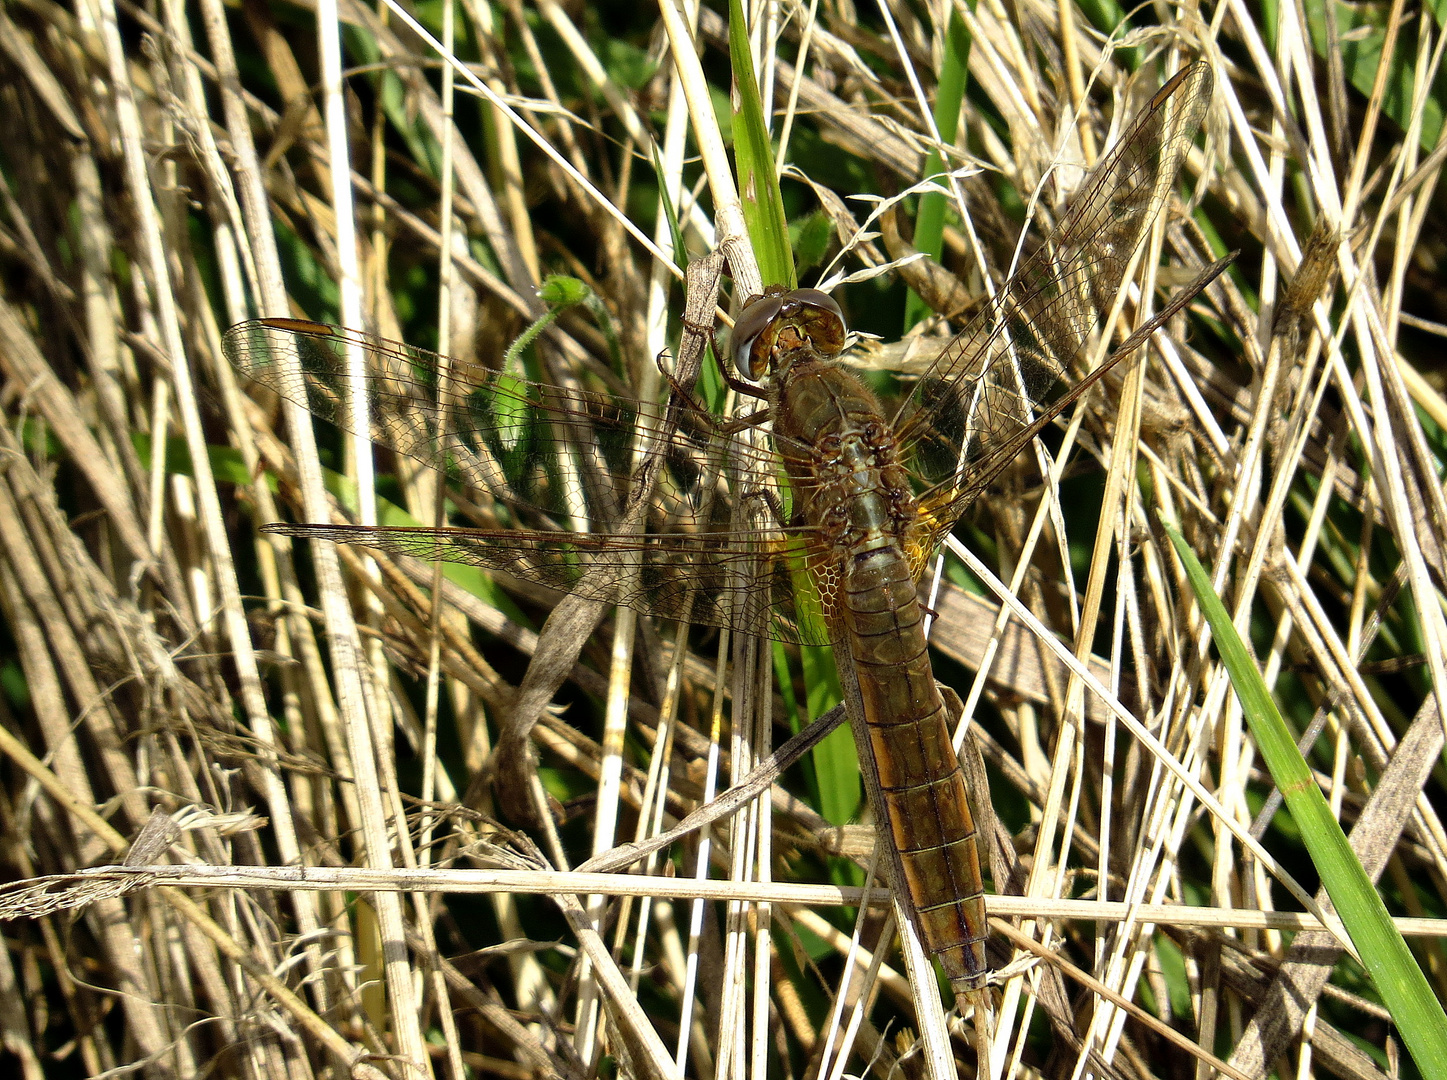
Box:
770;355;990;1003
842;545;989;1001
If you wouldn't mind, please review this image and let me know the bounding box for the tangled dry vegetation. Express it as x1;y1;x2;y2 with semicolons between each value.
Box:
0;0;1444;1077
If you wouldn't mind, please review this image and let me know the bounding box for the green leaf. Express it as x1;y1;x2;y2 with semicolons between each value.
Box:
490;371;533;453
600;37;657;91
789;208;834;274
133;433;277;491
1300;0;1447;150
728;0;794;289
1161;514;1447;1079
651;141;690;273
802;647;855;826
904;8;970;331
798;641;859;891
536;274;591;306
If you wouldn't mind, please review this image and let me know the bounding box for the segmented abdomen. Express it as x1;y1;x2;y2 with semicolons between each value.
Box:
842;545;987;999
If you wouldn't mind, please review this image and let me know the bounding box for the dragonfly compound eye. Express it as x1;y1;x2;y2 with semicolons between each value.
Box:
731;292;788;380
781;290;847;358
732;289;848;379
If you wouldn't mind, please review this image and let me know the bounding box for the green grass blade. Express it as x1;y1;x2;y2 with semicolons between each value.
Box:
651;140;690;273
903;8;970;331
1161;515;1447;1077
727;0;794;289
801;647;855;827
1300;0;1447;150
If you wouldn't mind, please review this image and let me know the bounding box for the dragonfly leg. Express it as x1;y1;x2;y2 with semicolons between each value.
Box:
718;407;772;434
719;367;770;401
663;325;772;403
654;365;774;439
656;364;712;416
653;364;761;443
737;484;790;530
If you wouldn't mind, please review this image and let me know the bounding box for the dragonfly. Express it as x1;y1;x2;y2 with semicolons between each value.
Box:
223;61;1225;1015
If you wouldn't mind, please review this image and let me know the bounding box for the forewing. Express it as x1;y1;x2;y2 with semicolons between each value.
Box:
894;61;1213;537
222;319;835;645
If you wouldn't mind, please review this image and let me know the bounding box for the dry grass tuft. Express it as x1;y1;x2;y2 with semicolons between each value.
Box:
0;0;1443;1078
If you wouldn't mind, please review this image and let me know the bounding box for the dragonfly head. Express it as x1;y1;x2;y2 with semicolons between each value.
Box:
732;287;846;380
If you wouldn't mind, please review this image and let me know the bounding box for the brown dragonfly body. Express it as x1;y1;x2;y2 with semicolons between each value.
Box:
761;300;987;997
224;61;1222;1014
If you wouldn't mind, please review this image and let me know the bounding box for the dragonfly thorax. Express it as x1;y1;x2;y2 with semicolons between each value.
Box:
771;357;919;566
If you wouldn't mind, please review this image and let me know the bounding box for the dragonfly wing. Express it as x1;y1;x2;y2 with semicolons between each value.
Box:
223;319;836;644
894;61;1214;538
265;523;837;646
224;319;780;531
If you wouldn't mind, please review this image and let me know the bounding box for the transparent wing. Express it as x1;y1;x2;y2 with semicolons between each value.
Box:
222;319;835;645
269;522;834;646
894;61;1215;537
